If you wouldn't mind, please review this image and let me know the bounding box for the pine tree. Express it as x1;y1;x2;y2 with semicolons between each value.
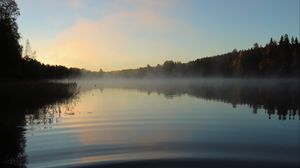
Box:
283;34;290;45
294;37;299;45
291;37;295;44
279;35;284;45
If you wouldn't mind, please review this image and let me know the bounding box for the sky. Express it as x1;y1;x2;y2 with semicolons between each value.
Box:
16;0;299;71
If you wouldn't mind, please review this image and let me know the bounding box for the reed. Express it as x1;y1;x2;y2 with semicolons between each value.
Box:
0;81;78;110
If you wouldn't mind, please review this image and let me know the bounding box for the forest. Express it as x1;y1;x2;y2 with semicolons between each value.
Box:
1;0;299;80
0;0;82;80
109;35;300;78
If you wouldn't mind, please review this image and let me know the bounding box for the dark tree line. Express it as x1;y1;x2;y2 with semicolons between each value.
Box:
109;34;300;78
20;57;82;79
2;1;299;79
83;79;299;120
0;0;22;78
0;0;81;80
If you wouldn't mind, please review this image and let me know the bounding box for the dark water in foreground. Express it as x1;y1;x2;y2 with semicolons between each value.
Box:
1;79;300;167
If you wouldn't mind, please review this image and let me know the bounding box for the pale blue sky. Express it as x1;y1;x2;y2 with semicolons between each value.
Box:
16;0;299;71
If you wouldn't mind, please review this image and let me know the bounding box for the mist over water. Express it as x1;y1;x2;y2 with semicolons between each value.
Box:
1;0;299;167
22;78;300;167
1;78;299;167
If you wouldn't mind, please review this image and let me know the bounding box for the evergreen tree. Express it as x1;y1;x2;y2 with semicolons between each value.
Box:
291;37;295;44
283;34;290;45
253;43;259;49
0;0;22;78
279;35;284;45
294;37;299;45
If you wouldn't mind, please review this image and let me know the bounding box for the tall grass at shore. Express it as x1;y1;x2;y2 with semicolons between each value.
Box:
0;81;78;110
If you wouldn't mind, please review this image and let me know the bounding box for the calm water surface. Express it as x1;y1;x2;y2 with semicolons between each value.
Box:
9;80;300;167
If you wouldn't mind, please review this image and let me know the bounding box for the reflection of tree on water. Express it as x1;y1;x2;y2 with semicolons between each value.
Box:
88;79;300;120
0;82;78;167
1;104;77;167
0;111;26;167
182;81;300;120
25;100;77;133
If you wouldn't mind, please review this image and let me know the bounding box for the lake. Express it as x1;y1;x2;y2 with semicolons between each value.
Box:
1;79;300;168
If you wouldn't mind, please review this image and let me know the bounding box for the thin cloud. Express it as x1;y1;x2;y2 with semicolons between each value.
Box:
39;0;199;71
68;0;85;9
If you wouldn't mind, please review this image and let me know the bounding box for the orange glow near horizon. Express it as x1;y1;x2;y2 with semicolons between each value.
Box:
18;0;204;71
17;0;299;71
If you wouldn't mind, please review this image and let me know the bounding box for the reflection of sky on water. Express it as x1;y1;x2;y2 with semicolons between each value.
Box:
24;87;300;167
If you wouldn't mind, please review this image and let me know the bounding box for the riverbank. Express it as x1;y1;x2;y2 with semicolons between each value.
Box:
0;80;78;110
